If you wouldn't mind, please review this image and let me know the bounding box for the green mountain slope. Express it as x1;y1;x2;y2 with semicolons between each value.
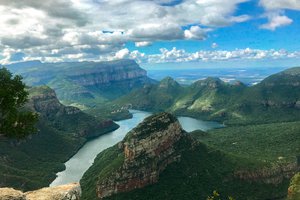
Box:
117;67;300;125
80;113;294;200
0;86;119;191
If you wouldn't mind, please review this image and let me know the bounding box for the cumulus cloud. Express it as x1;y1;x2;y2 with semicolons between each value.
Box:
135;41;152;47
259;0;300;30
260;12;293;30
125;47;300;63
184;26;209;40
0;0;251;64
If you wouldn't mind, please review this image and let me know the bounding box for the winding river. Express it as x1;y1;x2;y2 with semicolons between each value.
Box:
50;110;223;186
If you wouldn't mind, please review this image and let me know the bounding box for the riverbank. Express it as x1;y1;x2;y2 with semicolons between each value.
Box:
50;110;224;186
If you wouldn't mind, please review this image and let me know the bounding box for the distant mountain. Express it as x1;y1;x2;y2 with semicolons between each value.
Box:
0;86;119;191
80;112;295;200
6;60;155;107
117;67;300;125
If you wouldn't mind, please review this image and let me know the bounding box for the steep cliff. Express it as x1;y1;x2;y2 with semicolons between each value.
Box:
96;113;183;198
288;173;300;200
0;86;118;191
27;86;119;139
7;60;154;107
81;113;294;200
80;112;187;199
0;183;81;200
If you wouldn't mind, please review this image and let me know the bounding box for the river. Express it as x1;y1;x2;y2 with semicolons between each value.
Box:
50;110;223;186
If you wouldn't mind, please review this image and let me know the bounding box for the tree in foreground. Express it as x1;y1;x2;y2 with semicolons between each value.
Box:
0;67;38;138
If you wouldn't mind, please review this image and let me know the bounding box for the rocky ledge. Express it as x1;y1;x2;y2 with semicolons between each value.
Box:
95;113;185;199
0;183;81;200
288;173;300;200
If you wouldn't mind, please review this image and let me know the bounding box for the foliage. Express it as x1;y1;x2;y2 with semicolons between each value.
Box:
0;67;38;138
81;136;290;200
193;121;300;164
116;67;300;125
0;86;119;191
207;190;235;200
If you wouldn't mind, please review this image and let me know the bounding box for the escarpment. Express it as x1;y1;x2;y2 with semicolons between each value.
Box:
234;162;300;185
81;112;187;199
0;86;119;191
8;60;154;104
97;113;184;199
27;86;119;139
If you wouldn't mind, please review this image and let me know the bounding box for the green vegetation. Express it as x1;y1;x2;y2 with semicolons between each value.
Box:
0;67;38;138
80;145;124;200
192;121;300;164
0;86;119;191
207;191;235;200
7;60;154;121
116;67;300;125
81;136;290;200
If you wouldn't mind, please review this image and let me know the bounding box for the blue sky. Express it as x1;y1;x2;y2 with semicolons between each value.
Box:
0;0;300;68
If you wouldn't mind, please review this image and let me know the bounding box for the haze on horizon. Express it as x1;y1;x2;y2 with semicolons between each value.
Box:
0;0;300;69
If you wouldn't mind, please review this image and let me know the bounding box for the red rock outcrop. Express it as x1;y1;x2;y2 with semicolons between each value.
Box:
96;113;185;199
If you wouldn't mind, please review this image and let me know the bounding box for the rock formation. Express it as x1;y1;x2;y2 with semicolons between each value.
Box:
234;162;300;185
0;183;81;200
7;59;154;104
94;113;185;199
287;173;300;200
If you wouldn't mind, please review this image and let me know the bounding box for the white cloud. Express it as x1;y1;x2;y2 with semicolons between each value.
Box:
135;41;152;47
184;26;209;40
124;47;300;64
260;12;292;30
0;0;251;63
211;43;218;49
259;0;300;11
114;48;130;60
259;0;300;30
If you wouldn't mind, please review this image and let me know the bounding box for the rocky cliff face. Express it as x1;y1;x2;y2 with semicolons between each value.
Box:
0;183;81;200
67;60;147;87
234;162;300;185
288;173;300;200
27;86;119;139
94;113;185;199
8;60;154;104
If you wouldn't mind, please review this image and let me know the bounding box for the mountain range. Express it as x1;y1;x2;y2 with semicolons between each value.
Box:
116;67;300;125
1;60;299;200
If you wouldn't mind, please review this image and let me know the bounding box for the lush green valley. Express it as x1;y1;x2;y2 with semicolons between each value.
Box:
0;86;119;191
80;113;294;200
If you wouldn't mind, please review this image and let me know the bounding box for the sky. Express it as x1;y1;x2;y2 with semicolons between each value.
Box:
0;0;300;69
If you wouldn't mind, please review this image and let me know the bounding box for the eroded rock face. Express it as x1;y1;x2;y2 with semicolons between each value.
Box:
234;163;300;185
0;188;26;200
96;113;185;199
287;173;300;200
0;183;81;200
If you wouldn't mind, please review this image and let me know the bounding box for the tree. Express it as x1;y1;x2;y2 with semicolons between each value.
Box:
207;190;235;200
0;67;38;138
